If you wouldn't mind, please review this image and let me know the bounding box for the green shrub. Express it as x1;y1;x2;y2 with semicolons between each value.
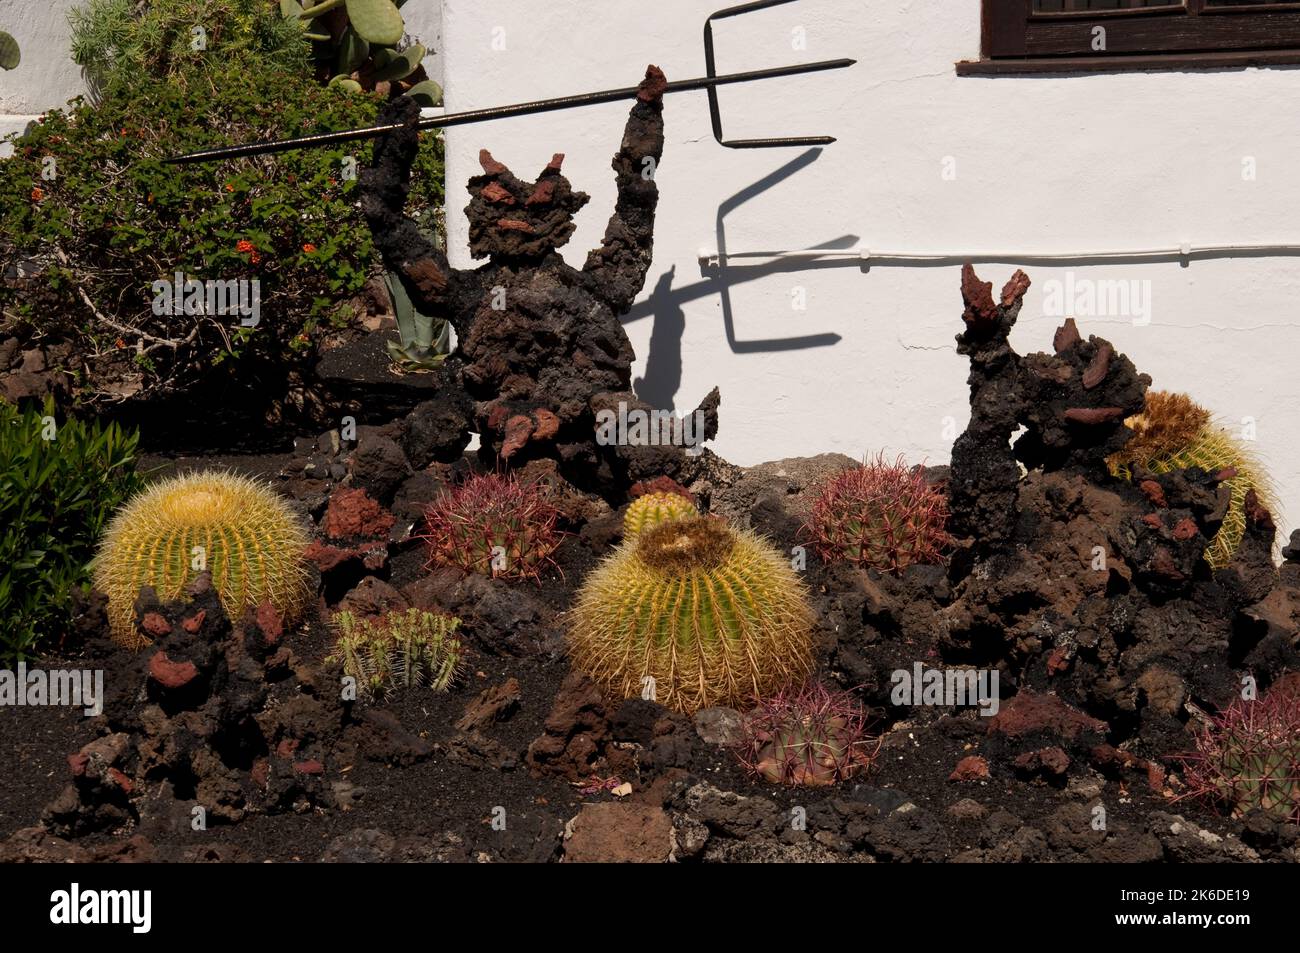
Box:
0;398;142;660
0;66;443;408
69;0;308;96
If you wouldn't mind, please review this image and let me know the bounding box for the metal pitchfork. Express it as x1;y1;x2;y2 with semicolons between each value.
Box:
164;0;852;165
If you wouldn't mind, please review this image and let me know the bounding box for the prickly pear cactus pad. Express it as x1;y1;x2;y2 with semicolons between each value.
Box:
568;516;813;714
94;471;311;648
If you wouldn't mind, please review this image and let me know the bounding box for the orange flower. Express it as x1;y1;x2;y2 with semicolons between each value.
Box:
31;187;44;202
225;183;235;192
114;338;126;349
302;243;316;254
235;239;262;265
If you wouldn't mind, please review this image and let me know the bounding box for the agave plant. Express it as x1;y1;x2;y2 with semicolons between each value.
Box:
285;0;443;105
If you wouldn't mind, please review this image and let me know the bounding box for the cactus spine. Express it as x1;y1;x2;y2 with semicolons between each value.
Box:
94;471;310;648
568;516;814;714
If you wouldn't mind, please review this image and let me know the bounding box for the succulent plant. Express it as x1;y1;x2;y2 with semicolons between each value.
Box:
0;31;19;71
623;491;698;540
94;471;311;648
422;472;562;580
736;683;877;787
1180;679;1300;824
286;0;443;104
326;607;463;698
568;516;814;714
803;454;950;573
1108;390;1275;569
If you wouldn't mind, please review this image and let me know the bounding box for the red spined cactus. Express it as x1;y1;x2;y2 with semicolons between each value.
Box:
422;472;561;581
803;454;950;573
736;683;878;787
1179;679;1300;823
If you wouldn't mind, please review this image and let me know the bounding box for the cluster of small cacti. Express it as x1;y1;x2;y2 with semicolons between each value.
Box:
93;471;311;648
1180;679;1300;824
623;491;698;540
326;607;463;698
285;0;442;105
1108;390;1275;569
736;683;877;787
0;30;18;70
422;472;562;580
803;454;950;573
568;515;813;714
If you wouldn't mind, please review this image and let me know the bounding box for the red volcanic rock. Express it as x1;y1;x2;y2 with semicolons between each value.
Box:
1053;318;1082;354
323;488;395;541
949;755;990;782
1063;406;1126;425
141;612;171;638
181;610;206;634
987;691;1106;741
1081;342;1113;390
148;651;198;690
293;760;324;776
1139;480;1167;508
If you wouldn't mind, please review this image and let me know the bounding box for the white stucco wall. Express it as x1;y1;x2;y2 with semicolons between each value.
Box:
0;0;444;151
440;0;1300;537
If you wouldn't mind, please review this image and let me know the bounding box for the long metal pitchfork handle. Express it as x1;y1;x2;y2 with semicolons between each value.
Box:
704;0;841;149
165;63;853;165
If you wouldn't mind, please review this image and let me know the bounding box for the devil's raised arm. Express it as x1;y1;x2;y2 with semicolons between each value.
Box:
359;97;464;335
583;65;667;313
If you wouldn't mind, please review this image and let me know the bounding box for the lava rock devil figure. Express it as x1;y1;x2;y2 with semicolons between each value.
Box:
360;65;717;490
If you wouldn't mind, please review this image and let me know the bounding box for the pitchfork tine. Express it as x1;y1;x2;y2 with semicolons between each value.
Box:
704;0;846;148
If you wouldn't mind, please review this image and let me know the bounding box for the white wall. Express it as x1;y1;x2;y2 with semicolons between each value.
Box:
441;0;1300;537
0;0;444;152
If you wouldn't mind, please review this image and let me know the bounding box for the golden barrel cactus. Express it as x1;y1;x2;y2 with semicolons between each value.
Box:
623;491;698;540
1108;391;1276;569
94;471;311;647
568;516;814;714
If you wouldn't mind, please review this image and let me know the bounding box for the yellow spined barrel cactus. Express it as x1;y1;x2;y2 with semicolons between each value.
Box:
623;491;698;540
94;471;311;647
569;516;814;714
1108;391;1276;569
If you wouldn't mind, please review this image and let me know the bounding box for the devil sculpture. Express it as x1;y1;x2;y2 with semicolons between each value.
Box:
359;65;718;492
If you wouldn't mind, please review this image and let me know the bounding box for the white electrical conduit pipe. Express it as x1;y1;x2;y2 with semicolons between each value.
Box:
696;241;1300;266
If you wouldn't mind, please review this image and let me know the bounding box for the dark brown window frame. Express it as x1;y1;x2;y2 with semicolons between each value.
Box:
959;0;1300;75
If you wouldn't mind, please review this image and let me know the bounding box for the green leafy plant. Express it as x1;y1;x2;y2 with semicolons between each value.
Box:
94;470;311;648
69;0;307;97
0;398;142;660
326;607;464;698
568;516;814;714
0;66;443;409
287;0;443;105
0;30;19;70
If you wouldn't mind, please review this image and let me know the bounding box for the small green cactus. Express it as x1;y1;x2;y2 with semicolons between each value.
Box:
327;608;463;699
0;30;20;70
1181;680;1300;823
422;473;562;580
93;471;311;648
569;516;814;714
803;454;950;574
737;683;877;787
623;491;698;540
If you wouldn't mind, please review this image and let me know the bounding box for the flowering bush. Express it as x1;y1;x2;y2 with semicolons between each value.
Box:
0;64;442;410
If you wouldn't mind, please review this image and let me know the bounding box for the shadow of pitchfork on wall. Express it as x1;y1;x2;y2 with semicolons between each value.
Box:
625;148;865;409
